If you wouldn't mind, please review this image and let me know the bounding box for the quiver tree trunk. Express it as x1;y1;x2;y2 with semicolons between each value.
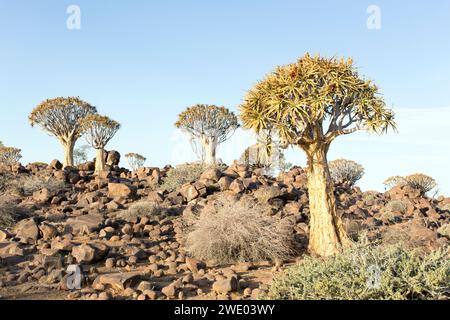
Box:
305;143;350;257
62;138;75;168
94;148;106;175
202;136;217;166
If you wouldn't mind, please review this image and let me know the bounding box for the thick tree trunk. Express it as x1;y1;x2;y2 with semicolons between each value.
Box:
94;148;106;175
62;139;75;168
305;143;350;257
202;137;217;166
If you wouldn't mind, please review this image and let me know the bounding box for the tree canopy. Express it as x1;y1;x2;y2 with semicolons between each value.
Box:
175;104;240;144
240;54;396;149
29;97;97;143
81;114;121;149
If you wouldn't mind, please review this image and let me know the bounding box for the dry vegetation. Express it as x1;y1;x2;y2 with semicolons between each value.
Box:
185;194;295;264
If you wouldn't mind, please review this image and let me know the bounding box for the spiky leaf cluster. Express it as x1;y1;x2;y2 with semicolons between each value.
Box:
80;114;121;149
240;54;396;148
175;104;240;143
29;97;97;143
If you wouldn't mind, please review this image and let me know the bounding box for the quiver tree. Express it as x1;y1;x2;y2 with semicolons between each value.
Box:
29;97;97;167
175;104;240;165
0;147;22;166
80;114;121;175
240;54;396;257
125;153;146;171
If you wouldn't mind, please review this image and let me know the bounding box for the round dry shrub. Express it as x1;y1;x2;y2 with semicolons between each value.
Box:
384;200;408;214
185;194;295;263
329;159;364;187
161;163;205;192
118;201;170;221
266;240;450;300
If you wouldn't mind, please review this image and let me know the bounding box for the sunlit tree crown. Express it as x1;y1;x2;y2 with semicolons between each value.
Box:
240;54;396;147
81;114;121;149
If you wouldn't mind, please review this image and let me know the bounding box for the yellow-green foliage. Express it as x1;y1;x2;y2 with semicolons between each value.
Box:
80;114;121;149
175;104;239;141
266;241;450;300
240;53;396;149
29;97;96;140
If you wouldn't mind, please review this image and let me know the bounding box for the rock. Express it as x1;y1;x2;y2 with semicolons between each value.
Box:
229;179;245;193
0;228;11;241
200;168;222;182
212;277;238;294
64;214;104;236
15;218;40;244
32;188;54;203
218;176;233;191
162;284;177;298
106;151;121;166
148;191;164;204
72;243;109;264
437;223;450;239
185;257;206;273
180;184;200;202
105;258;115;268
98;291;111;301
94;272;142;292
39;222;59;240
108;183;137;199
137;281;153;292
49;159;63;170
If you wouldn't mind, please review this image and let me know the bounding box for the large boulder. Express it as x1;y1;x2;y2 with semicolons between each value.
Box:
108;182;137;199
15;218;40;244
106;150;121;167
71;242;109;264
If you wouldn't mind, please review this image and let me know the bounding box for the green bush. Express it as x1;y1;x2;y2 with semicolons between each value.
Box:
161;163;205;192
266;240;450;300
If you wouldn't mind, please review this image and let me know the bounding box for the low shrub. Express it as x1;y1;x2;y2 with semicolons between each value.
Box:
266;240;450;300
0;195;28;228
119;201;170;221
384;200;408;215
329;159;364;187
185;194;295;264
161;163;205;192
18;175;66;196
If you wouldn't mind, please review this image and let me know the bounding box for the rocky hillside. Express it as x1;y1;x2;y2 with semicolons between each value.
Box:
0;152;449;300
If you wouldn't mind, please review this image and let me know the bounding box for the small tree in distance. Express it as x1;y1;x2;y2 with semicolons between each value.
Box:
0;147;22;166
81;114;121;175
176;104;240;165
125;153;146;171
74;145;91;165
29;97;97;167
240;53;396;257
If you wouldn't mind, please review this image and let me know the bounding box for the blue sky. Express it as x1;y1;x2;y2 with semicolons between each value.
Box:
1;0;449;194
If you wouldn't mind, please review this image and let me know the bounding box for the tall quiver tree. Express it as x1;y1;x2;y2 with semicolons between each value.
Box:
175;105;240;165
240;54;396;257
29;97;97;167
81;114;121;175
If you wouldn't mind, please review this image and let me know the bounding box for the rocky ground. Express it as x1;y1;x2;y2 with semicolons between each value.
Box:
1;151;449;301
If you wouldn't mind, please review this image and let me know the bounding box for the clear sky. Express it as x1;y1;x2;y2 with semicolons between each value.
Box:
1;0;449;194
